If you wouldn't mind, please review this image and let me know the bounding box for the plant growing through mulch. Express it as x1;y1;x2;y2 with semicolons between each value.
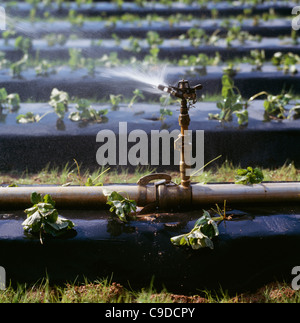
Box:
104;190;137;222
22;192;75;244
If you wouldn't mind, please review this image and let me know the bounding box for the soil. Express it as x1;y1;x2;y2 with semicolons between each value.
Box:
152;282;297;303
12;280;297;303
62;281;296;303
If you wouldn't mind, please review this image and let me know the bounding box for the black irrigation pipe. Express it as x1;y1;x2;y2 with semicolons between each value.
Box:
4;1;296;18
0;65;299;101
0;100;300;172
4;19;295;39
2;38;299;62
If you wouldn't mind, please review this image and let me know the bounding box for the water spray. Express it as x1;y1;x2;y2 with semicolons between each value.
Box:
158;80;202;188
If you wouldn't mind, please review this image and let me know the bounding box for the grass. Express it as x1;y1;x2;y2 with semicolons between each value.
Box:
0;277;300;303
2;160;300;187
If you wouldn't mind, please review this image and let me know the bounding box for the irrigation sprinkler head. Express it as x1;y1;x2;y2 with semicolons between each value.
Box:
158;79;202;104
158;79;203;189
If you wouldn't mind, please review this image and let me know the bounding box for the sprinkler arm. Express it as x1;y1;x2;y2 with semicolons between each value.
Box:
158;81;202;104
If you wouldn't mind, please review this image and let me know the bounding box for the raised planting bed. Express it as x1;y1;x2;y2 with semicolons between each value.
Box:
5;18;294;39
4;1;296;18
0;100;300;172
0;64;300;101
1;37;299;62
1;200;300;294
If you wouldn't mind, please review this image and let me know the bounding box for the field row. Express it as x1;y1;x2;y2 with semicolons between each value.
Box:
2;18;295;39
4;0;297;18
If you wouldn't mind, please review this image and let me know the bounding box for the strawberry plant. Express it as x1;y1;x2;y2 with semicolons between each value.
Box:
10;54;28;78
0;88;20;111
22;192;75;244
48;88;69;119
16;111;50;123
250;49;265;71
45;34;67;47
144;47;160;65
104;190;137;223
0;52;10;69
68;48;85;71
159;108;173;121
69;99;108;123
14;36;32;55
10;36;31;77
109;94;123;110
2;30;16;46
288;101;300;119
272;52;300;75
68;9;84;27
234;109;249;126
146;31;163;48
208;74;248;125
184;28;208;47
249;91;292;120
264;93;292;119
86;58;96;77
99;52;120;68
234;166;264;185
222;63;239;77
0;88;20;113
179;53;210;76
126;36;142;53
0;88;8;109
170;210;219;250
128;89;145;108
35;60;56;77
225;26;261;47
6;93;20;111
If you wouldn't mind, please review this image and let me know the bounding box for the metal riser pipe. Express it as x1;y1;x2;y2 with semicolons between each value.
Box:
0;182;299;209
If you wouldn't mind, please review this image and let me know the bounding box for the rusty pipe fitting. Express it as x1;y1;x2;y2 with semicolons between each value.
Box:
157;183;192;210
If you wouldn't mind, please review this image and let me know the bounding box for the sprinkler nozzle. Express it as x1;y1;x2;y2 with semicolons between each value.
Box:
158;80;202;104
158;84;181;99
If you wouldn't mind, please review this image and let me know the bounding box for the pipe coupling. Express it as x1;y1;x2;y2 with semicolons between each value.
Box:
157;183;192;211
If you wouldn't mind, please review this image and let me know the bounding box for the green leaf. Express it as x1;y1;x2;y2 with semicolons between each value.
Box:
0;88;8;104
22;192;75;243
105;191;137;222
216;102;224;110
16;111;47;124
44;217;74;236
235;166;264;184
170;210;219;250
43;194;55;207
48;88;69;119
31;192;42;205
43;208;58;224
22;210;42;233
6;93;20;110
236;168;248;176
234;109;248;125
85;177;93;186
